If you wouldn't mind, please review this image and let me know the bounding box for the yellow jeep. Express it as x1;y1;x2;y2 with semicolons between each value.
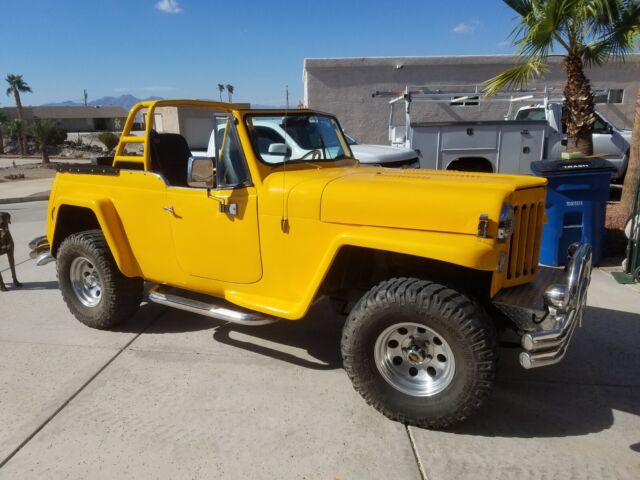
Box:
30;100;592;428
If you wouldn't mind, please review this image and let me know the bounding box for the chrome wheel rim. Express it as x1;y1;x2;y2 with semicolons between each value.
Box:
69;257;103;307
374;322;455;397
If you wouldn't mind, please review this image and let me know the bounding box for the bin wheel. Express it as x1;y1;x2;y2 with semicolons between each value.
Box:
634;267;640;283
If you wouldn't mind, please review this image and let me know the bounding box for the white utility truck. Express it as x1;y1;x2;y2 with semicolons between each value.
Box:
383;86;631;180
190;113;419;167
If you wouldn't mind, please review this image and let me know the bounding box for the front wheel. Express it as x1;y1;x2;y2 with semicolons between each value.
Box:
341;278;497;429
57;230;143;329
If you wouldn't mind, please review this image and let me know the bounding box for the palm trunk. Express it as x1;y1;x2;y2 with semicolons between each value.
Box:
0;126;4;154
41;145;49;164
13;90;27;156
562;53;594;156
620;90;640;217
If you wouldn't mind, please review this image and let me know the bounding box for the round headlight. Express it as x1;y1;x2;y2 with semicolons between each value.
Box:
498;203;514;242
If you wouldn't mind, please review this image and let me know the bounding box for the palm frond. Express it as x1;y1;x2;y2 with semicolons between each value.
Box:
582;1;640;64
585;0;621;34
482;59;550;96
504;0;576;57
504;0;535;17
5;73;32;94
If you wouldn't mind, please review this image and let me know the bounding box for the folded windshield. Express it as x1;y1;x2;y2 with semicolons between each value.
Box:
245;114;353;164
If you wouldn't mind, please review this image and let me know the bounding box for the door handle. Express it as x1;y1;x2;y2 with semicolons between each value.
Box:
219;203;237;216
162;206;175;215
561;139;567;146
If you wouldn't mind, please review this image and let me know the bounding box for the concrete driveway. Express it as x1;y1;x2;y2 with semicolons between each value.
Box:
0;201;639;479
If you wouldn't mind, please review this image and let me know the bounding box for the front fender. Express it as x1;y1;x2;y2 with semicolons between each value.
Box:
294;228;498;319
51;196;142;278
331;228;498;271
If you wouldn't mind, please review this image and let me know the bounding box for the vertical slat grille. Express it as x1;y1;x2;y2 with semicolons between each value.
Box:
507;200;543;283
516;204;530;275
525;203;541;275
531;201;544;274
508;206;521;279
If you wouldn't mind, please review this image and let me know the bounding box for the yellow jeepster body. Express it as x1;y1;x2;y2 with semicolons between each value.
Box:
34;99;594;428
45;100;546;320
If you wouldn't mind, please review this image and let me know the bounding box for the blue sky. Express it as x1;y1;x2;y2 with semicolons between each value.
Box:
0;0;519;106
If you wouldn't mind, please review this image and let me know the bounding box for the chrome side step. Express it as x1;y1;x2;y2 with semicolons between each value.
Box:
148;285;280;326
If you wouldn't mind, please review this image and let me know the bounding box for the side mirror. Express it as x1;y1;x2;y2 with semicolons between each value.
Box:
268;143;289;156
187;156;215;188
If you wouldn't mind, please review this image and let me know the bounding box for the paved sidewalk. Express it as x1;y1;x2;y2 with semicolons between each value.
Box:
1;201;639;479
0;178;53;204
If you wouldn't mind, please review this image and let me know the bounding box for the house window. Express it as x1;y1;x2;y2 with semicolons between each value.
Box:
450;95;479;106
593;89;624;104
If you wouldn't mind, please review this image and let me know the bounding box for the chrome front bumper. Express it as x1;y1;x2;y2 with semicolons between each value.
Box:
28;235;55;266
493;243;593;369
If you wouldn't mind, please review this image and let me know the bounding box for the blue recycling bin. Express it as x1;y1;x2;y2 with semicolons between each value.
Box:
531;158;616;266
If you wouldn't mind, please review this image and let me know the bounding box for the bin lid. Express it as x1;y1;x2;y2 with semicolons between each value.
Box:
531;158;616;176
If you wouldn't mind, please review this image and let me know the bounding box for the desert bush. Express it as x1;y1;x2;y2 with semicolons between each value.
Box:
97;132;119;153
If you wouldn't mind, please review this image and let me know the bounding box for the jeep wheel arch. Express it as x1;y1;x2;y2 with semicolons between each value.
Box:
447;157;494;173
318;245;493;308
51;202;142;278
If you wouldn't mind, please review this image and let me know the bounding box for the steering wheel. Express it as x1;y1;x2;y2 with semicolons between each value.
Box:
300;149;322;160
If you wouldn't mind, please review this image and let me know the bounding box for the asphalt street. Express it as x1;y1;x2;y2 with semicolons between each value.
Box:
0;201;639;479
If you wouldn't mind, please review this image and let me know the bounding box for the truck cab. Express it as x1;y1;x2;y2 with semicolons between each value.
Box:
515;103;632;180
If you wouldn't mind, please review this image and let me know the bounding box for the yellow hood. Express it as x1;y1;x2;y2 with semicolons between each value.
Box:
320;168;546;235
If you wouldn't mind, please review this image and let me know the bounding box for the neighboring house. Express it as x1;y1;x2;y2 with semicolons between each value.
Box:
0;106;128;132
303;54;640;144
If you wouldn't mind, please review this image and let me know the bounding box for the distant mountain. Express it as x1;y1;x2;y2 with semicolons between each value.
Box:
44;96;289;110
44;94;163;110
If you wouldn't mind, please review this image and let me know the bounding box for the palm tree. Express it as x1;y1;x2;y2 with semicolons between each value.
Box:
0;111;7;155
5;119;23;143
217;83;225;101
226;84;234;103
29;119;66;164
484;0;640;156
620;90;640;216
5;74;32;156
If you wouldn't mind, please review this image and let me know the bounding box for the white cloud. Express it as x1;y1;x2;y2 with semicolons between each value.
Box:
452;21;480;34
155;0;182;14
498;40;511;47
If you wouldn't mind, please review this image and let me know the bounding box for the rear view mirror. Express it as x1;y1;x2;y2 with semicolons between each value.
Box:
268;143;289;156
187;157;215;188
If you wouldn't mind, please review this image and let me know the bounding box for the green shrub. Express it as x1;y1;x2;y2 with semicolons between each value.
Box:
97;132;119;153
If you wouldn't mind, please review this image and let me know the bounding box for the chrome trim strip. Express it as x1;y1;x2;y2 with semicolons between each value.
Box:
35;252;55;266
28;235;48;250
29;243;51;259
29;235;52;266
148;285;280;326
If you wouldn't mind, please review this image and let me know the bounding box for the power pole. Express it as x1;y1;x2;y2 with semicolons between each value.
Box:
84;89;88;107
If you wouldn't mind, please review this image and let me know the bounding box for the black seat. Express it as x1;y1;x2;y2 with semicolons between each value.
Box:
149;132;192;187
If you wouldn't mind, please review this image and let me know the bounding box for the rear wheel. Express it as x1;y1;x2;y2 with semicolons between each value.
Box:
57;230;143;329
341;277;497;429
447;158;493;173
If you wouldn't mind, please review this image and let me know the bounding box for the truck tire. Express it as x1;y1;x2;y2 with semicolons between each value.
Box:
341;277;497;429
57;230;143;329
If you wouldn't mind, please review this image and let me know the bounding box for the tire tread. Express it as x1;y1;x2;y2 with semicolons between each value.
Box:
341;277;497;429
57;229;142;329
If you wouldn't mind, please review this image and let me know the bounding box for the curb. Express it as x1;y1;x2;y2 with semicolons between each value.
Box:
0;192;50;205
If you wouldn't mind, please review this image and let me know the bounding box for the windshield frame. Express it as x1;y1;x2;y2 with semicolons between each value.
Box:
243;112;355;167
